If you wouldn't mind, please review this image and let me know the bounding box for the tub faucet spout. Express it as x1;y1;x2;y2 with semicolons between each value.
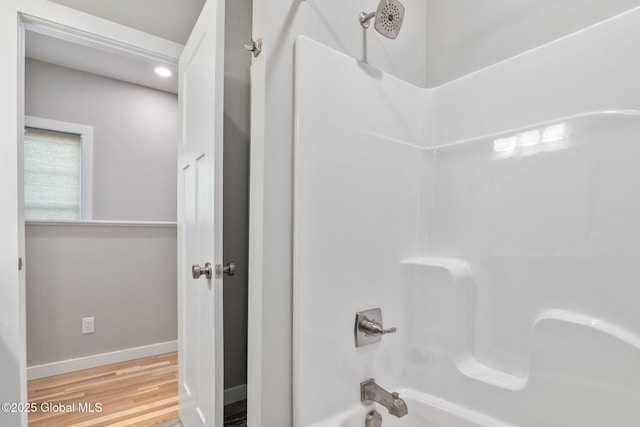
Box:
360;378;408;418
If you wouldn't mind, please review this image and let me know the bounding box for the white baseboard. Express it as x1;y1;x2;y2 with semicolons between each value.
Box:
225;384;247;404
27;340;178;380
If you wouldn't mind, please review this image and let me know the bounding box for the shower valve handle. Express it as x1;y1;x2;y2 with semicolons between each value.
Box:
359;317;396;336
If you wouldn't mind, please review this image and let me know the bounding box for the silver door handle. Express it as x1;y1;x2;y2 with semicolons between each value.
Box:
214;262;236;278
192;263;213;279
223;262;236;276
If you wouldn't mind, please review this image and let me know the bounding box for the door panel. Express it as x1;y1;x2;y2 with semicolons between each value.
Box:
178;0;225;425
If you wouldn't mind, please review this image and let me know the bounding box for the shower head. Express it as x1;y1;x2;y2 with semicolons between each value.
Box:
359;0;405;39
373;0;405;39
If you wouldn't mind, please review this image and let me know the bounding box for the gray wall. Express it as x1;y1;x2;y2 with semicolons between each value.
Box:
25;59;178;366
223;0;252;392
26;224;177;366
425;0;640;86
25;58;178;222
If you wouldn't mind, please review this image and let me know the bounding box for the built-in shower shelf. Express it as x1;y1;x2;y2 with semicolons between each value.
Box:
455;357;527;390
403;257;640;391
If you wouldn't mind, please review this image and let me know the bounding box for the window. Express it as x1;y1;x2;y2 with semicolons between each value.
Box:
23;117;93;221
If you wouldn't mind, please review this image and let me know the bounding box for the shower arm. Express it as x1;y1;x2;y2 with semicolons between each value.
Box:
359;11;376;28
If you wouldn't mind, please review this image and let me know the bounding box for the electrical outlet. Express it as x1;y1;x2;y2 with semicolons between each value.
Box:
82;317;94;334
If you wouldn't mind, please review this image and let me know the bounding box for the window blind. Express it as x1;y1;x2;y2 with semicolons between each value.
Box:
24;127;82;220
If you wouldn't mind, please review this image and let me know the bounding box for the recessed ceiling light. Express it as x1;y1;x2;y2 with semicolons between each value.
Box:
155;67;172;77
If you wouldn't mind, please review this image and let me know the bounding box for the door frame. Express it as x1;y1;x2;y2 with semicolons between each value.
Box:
0;2;181;425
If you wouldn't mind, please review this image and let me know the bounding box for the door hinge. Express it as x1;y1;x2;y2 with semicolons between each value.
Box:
18;257;23;271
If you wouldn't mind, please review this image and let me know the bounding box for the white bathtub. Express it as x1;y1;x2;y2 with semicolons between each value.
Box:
311;389;513;427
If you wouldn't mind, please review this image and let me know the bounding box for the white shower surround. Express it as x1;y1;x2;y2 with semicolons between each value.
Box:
294;7;640;427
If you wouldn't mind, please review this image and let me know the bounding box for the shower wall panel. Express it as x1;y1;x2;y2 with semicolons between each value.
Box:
408;113;640;426
293;36;432;427
294;7;640;427
434;8;640;144
416;8;640;425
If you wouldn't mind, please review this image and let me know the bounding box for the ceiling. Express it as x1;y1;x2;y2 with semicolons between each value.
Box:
25;0;207;94
26;31;179;94
48;0;206;44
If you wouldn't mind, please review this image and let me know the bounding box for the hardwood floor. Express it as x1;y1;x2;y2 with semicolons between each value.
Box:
28;352;178;427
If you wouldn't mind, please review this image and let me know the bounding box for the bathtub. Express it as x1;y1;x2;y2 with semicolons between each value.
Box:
311;389;513;427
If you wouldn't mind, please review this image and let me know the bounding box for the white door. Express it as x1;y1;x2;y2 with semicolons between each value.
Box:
178;0;225;426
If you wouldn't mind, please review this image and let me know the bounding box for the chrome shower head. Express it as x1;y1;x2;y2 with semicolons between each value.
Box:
359;0;405;39
373;0;405;39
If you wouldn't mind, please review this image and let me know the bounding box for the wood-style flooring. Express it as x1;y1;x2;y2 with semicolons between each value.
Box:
28;352;178;427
